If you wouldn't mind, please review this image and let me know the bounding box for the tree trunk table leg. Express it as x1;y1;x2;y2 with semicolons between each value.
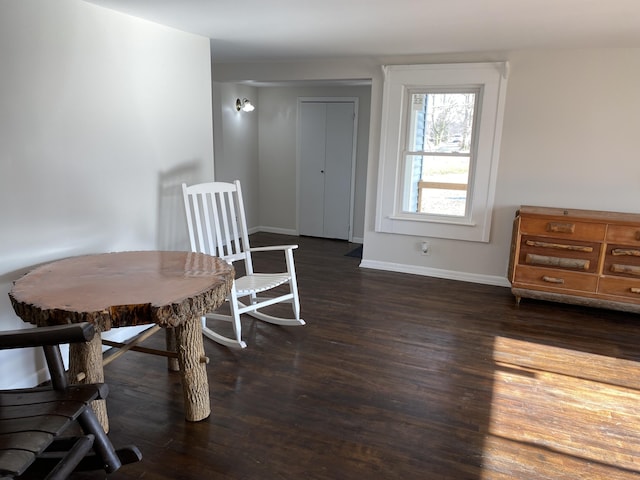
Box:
165;327;180;372
68;332;109;432
174;316;210;422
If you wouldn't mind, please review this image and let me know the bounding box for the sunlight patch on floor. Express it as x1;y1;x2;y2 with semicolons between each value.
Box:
481;336;640;479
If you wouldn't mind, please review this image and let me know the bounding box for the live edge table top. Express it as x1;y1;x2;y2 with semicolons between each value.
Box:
9;251;234;332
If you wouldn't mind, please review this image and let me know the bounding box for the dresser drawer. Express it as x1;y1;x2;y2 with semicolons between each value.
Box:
513;265;598;293
606;224;640;245
518;235;601;273
603;243;640;279
519;217;606;241
598;276;640;303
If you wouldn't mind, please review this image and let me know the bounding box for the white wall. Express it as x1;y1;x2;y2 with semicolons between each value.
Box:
0;0;215;388
212;82;260;228
213;48;640;285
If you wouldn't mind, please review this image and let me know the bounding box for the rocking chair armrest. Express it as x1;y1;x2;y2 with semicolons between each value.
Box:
249;244;298;253
0;323;95;350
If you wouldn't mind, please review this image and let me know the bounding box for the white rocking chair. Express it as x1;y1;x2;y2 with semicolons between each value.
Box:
181;180;305;349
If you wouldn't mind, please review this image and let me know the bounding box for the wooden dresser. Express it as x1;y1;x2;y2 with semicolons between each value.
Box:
508;205;640;313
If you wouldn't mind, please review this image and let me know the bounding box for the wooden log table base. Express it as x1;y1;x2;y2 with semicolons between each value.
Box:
9;251;234;431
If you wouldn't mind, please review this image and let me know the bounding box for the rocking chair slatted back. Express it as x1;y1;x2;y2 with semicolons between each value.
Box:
182;181;252;270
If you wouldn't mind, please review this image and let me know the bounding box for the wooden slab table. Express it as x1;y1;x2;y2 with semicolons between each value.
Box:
9;251;233;431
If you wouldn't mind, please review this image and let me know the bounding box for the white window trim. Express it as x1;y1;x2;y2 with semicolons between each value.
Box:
375;62;509;242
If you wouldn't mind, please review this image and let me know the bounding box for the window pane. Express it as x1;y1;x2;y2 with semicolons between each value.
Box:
408;92;476;154
403;155;470;216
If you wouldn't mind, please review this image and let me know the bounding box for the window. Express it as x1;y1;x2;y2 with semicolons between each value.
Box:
376;63;509;242
403;90;477;218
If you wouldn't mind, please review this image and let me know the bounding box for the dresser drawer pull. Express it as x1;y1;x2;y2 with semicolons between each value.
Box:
542;276;565;284
610;264;640;276
546;222;575;234
525;240;593;252
636;231;640;241
612;248;640;257
631;288;640;294
526;253;590;270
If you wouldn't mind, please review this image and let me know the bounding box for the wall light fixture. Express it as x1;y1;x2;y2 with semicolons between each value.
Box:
236;98;255;112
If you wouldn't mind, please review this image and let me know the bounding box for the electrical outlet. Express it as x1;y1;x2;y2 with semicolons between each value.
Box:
420;240;430;256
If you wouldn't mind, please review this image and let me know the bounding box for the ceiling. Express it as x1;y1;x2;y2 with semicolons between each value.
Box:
85;0;640;63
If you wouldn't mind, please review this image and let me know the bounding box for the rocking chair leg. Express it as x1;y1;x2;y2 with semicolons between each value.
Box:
292;293;301;322
228;287;245;348
202;315;247;349
231;311;242;346
41;434;95;480
77;409;122;473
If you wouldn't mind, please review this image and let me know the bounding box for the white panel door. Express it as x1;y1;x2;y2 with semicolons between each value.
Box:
299;103;327;238
299;101;355;240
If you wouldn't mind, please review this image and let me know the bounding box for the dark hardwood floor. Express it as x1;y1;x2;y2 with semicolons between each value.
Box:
73;233;640;479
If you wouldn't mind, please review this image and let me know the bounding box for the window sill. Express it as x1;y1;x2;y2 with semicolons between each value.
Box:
377;213;490;242
387;214;476;227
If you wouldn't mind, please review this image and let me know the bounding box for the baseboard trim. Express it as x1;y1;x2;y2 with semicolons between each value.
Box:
251;228;364;244
358;259;510;288
253;226;298;236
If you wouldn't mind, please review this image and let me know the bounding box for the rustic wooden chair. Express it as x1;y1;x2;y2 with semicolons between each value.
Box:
0;323;141;479
182;180;305;349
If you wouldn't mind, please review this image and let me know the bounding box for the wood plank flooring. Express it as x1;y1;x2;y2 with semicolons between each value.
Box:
71;233;640;479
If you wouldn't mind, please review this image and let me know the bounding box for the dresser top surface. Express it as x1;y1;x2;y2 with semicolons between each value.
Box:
518;205;640;225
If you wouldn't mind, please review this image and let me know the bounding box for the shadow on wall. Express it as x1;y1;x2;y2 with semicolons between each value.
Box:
156;161;201;251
